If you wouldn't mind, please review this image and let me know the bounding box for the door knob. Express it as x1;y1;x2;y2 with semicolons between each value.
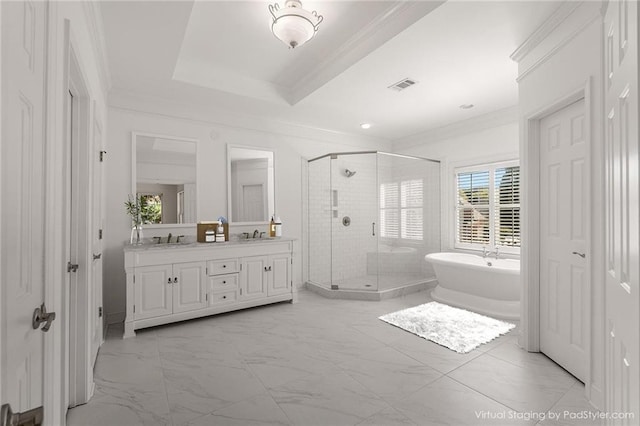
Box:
572;251;586;258
32;303;56;332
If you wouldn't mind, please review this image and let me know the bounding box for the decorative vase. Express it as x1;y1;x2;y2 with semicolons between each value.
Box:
130;224;143;245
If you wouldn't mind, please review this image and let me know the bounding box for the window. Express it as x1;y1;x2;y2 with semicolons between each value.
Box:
380;179;423;241
455;162;520;251
138;193;163;224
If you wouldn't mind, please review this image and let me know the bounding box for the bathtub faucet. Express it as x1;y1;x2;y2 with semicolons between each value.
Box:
492;247;500;259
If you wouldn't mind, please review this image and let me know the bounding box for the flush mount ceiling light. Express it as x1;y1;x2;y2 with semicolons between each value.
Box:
459;104;475;109
268;0;323;49
360;123;371;129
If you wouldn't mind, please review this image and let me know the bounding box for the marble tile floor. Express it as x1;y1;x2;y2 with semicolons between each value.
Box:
67;290;599;426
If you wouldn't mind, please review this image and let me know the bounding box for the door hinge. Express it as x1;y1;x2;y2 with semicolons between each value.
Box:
240;264;243;271
133;275;136;283
240;288;242;296
99;150;107;162
98;307;103;318
205;294;208;302
99;229;103;240
133;305;135;313
205;267;208;275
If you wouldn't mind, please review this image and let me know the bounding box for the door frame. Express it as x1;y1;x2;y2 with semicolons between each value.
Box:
521;79;595;381
65;27;95;408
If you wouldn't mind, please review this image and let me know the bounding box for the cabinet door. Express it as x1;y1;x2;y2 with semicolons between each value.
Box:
268;254;291;296
173;262;207;314
134;265;173;320
240;256;268;300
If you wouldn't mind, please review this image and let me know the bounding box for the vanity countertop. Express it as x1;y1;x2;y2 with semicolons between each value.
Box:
123;237;295;252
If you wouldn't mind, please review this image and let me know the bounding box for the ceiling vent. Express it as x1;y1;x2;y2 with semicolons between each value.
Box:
388;78;417;92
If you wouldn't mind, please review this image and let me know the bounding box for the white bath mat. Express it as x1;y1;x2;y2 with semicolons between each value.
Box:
379;302;515;354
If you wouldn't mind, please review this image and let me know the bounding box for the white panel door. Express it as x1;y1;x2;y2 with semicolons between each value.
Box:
240;256;268;300
1;0;49;418
267;255;291;296
539;99;588;382
134;265;173;320
90;121;104;366
172;262;207;314
604;1;640;422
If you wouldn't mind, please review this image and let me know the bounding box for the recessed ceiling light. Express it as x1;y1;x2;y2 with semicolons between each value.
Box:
360;123;371;129
459;104;475;109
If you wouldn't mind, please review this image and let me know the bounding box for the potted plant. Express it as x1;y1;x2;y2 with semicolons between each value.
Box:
124;195;144;244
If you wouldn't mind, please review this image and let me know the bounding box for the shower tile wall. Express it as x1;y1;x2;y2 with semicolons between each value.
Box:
331;155;378;288
308;158;331;286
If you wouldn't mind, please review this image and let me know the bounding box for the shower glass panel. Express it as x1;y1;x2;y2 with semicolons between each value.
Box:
307;152;440;294
377;153;441;291
330;153;378;291
308;156;331;288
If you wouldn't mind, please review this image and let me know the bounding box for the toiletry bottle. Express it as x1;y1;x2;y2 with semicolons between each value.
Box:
205;229;215;243
275;216;282;237
269;216;276;237
216;223;225;242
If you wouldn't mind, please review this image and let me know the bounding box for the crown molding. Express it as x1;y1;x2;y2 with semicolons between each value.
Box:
286;0;445;105
82;0;112;94
108;87;391;150
510;1;582;63
392;106;519;151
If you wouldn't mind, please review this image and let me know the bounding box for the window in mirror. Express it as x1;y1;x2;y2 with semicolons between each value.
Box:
227;146;275;224
133;133;198;226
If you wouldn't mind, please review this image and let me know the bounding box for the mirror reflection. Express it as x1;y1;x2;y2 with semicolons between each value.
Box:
228;146;275;223
134;133;197;225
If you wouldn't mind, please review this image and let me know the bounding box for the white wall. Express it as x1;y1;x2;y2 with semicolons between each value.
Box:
513;1;604;409
393;118;519;252
103;103;390;323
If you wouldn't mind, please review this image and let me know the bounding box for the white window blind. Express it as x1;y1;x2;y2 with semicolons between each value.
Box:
455;162;520;250
380;179;423;240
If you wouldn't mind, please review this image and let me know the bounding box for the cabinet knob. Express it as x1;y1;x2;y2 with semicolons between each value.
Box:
174;277;178;283
223;280;226;284
168;278;172;284
223;265;227;268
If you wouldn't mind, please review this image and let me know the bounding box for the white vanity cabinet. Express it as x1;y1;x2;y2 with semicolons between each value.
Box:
133;261;207;320
124;239;295;338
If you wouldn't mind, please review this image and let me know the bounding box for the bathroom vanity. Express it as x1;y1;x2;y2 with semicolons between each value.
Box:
123;238;295;338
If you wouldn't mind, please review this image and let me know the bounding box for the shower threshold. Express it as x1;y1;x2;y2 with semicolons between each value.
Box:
306;276;436;301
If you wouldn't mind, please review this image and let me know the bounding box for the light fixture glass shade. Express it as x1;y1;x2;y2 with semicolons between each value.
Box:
269;0;323;49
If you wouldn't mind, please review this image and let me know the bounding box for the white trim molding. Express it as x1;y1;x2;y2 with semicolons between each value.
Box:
510;1;581;63
392;106;519;151
82;0;112;93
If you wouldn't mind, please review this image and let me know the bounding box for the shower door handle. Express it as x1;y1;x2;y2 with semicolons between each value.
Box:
372;222;376;236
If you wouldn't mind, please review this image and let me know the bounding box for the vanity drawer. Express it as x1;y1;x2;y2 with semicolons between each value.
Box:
207;259;239;275
209;290;237;305
209;274;238;291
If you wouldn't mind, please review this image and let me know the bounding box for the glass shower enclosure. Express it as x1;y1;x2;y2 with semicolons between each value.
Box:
308;152;441;293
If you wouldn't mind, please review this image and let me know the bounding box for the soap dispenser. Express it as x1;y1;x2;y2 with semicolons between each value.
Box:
269;216;276;237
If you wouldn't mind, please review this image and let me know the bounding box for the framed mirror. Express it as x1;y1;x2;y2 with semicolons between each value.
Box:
132;132;198;227
227;145;275;224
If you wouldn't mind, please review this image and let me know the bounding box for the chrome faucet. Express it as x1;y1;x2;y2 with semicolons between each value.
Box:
242;232;250;240
260;232;266;239
176;235;184;243
252;229;259;239
167;233;172;243
153;236;162;244
492;247;500;259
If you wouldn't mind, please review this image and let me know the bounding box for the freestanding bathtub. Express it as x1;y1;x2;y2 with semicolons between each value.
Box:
425;252;520;320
